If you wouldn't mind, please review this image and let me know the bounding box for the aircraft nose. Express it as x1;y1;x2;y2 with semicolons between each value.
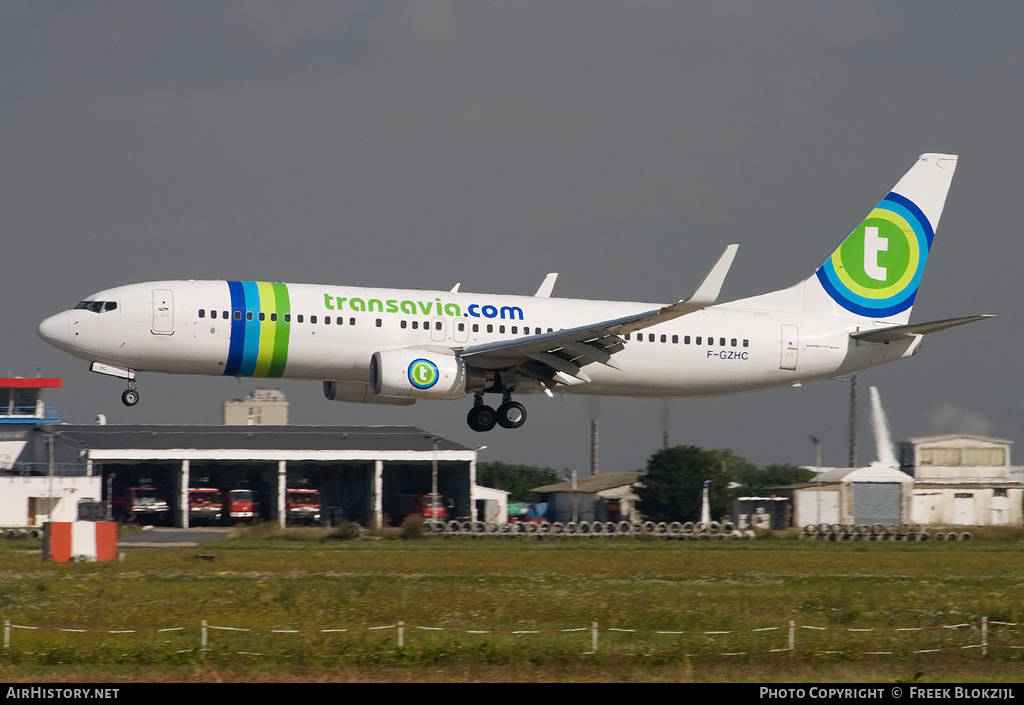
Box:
37;311;70;351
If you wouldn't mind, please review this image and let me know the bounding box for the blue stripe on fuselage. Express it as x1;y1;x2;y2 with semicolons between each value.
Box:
238;281;262;377
224;281;246;376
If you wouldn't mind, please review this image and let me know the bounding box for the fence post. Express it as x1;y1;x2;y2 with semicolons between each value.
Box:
591;621;599;653
398;620;404;648
981;616;988;657
201;619;208;650
3;620;9;650
789;620;795;653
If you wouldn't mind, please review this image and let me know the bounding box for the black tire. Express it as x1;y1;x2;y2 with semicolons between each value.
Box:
496;401;527;429
121;389;140;406
467;405;497;432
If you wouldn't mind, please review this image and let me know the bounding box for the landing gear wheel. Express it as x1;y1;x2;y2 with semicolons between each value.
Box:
121;389;140;407
467;405;497;432
497;401;527;429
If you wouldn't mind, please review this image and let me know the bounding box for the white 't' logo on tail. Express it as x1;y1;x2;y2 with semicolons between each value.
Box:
864;226;888;281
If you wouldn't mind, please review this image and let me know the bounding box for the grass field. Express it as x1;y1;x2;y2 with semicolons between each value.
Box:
1;527;1023;682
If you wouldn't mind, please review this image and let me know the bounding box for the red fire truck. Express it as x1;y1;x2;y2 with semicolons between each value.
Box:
285;488;322;525
225;488;260;523
187;487;223;525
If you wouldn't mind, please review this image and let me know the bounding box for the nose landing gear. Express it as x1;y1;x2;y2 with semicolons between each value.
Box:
121;381;140;407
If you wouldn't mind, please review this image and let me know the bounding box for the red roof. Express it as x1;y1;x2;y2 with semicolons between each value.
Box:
0;378;62;389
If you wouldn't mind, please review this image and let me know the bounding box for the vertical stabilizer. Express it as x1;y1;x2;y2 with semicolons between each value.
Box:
812;153;957;323
740;154;958;324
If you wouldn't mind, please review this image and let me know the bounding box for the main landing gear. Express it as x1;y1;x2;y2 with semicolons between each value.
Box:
467;392;527;432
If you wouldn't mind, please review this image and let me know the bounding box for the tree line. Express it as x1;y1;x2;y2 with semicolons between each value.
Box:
478;447;812;522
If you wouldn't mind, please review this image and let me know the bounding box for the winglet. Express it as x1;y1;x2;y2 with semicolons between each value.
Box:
450;283;461;293
534;273;558;298
685;244;738;307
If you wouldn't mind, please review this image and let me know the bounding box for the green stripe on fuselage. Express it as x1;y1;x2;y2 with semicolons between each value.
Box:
268;282;291;378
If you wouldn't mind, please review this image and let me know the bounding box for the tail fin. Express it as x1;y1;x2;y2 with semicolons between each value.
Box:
746;154;958;323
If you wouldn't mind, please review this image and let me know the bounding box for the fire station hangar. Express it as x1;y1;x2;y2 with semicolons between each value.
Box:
17;424;480;528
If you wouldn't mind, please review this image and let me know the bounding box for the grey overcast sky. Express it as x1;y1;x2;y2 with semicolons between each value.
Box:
3;2;1021;473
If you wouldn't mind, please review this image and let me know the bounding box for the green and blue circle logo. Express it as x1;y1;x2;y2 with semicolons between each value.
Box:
816;192;933;317
408;359;440;389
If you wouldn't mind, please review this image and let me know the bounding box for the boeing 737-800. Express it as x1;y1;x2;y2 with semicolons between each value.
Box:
38;154;990;432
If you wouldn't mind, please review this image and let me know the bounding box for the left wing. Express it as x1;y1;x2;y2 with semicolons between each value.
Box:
459;245;738;386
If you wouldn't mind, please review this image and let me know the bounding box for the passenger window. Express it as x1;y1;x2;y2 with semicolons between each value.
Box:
297;314;303;323
270;313;277;322
199;309;206;318
234;311;242;321
376;319;382;327
458;322;465;332
472;324;479;333
350;318;356;326
284;314;290;323
434;321;441;330
246;312;253;321
208;310;214;319
487;324;493;333
625;333;631;341
499;325;506;334
401;321;407;329
258;312;265;321
731;338;737;347
336;316;343;325
325;316;331;325
684;336;690;344
660;334;667;343
310;315;317;324
511;326;518;334
672;335;678;344
696;337;702;345
412;321;419;330
743;339;749;347
720;338;726;346
222;311;228;319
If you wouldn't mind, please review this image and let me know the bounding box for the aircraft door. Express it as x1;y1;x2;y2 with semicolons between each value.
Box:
430;317;446;342
151;289;174;335
779;324;798;370
453;318;469;343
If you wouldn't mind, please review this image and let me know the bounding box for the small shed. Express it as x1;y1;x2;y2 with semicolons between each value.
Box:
531;470;641;523
791;463;914;527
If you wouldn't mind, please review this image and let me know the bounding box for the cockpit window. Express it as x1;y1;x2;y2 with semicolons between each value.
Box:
74;301;118;313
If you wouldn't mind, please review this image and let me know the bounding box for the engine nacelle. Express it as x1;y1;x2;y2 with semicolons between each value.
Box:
370;348;483;400
322;380;416;406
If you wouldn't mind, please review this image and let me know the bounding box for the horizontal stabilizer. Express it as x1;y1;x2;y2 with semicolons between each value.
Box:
851;315;994;344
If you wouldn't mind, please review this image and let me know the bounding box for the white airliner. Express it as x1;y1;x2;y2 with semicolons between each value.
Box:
38;153;991;432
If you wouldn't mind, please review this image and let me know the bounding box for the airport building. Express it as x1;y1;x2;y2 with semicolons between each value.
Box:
0;378;494;529
899;435;1023;526
5;423;482;529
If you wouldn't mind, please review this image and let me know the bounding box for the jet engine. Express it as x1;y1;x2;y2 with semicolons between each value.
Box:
370;348;485;400
322;381;416;406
